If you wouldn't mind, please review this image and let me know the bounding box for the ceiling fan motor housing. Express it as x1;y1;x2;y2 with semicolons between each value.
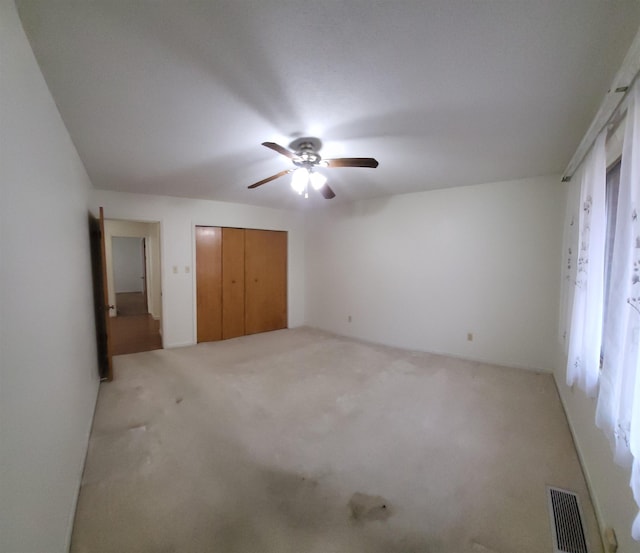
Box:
289;137;323;167
289;136;322;153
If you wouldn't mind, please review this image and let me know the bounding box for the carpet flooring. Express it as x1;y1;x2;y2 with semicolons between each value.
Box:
71;328;602;553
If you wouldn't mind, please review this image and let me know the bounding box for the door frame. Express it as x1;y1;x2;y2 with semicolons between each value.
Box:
104;220;163;329
110;235;149;315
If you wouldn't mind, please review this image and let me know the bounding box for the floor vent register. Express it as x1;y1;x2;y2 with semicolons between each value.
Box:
547;486;588;553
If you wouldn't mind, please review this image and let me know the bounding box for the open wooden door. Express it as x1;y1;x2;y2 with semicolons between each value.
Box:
89;207;113;381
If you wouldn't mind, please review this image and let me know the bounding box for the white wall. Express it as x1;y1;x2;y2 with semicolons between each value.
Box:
553;180;638;552
0;2;100;552
112;237;144;293
306;175;564;371
91;189;306;348
104;220;162;320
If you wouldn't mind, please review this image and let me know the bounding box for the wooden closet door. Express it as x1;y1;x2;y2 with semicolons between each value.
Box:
196;226;222;342
222;227;245;339
245;229;287;335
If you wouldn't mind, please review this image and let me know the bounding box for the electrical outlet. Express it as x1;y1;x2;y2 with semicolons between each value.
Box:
185;266;190;274
172;265;178;274
604;527;618;553
348;315;352;323
467;332;473;342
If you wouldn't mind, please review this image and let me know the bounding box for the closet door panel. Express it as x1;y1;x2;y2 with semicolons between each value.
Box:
222;227;245;339
245;229;287;335
196;226;222;342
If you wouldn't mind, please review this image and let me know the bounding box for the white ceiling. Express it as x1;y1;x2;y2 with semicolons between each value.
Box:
17;1;640;209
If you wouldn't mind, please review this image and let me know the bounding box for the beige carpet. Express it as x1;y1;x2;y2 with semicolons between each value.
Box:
71;328;602;553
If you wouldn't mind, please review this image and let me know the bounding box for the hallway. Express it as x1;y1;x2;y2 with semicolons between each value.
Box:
116;291;147;316
110;314;162;356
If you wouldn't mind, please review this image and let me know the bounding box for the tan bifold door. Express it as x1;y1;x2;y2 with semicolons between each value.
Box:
222;227;245;339
244;229;287;335
196;226;287;342
196;226;222;342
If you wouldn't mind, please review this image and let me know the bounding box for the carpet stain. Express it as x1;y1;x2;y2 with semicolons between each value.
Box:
348;492;392;523
471;541;500;553
127;424;147;433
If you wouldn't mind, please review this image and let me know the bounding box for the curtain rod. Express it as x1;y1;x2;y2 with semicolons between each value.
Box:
562;27;640;182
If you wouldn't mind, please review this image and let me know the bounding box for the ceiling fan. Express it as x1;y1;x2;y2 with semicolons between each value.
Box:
248;137;379;199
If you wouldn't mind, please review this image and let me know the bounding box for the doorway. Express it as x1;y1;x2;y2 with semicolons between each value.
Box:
105;220;163;355
113;236;148;316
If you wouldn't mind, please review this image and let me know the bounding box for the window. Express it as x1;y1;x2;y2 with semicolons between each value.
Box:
601;158;621;366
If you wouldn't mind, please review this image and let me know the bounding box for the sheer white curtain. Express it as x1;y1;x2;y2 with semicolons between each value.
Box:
566;131;607;396
559;179;580;350
596;80;640;538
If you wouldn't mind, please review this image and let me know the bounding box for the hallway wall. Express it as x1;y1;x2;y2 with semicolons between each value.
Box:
112;237;145;293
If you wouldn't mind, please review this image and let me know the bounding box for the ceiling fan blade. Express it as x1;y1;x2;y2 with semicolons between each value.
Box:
248;169;291;189
319;183;336;199
324;157;379;168
262;142;296;159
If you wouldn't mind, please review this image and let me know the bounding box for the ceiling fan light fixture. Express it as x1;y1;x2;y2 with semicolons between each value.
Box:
309;171;327;190
291;167;308;194
249;138;378;200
